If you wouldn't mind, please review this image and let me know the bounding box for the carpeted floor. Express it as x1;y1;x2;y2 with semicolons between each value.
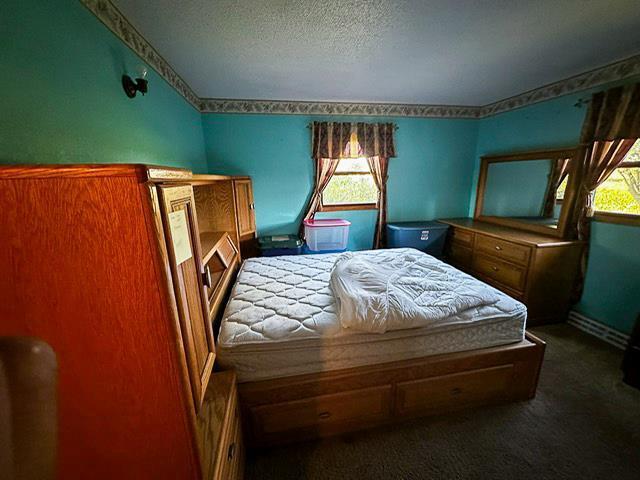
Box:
245;324;640;480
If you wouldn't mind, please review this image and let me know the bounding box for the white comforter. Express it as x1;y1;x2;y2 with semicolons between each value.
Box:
330;249;503;333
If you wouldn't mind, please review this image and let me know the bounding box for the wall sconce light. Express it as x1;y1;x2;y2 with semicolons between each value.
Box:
122;66;148;98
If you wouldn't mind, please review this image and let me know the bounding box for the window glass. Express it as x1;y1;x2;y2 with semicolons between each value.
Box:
594;140;640;215
323;157;378;206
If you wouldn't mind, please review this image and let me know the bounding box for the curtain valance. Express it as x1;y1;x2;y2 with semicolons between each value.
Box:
311;122;396;159
580;83;640;142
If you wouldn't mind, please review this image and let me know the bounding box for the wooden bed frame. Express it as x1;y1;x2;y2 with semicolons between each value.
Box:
236;332;545;447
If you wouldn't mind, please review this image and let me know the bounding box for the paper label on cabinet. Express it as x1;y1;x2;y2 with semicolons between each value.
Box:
168;210;192;265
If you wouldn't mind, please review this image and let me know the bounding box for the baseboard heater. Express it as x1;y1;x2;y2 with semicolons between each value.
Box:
567;311;630;350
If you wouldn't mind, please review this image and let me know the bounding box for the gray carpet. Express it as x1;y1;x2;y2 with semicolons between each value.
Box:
245;324;640;480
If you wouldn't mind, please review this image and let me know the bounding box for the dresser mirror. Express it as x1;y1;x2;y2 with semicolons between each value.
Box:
474;148;578;238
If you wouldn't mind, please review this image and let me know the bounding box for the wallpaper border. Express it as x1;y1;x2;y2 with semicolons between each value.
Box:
79;0;202;110
479;55;640;117
81;1;640;118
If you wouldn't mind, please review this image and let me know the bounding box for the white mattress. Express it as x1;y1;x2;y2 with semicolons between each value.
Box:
218;248;527;383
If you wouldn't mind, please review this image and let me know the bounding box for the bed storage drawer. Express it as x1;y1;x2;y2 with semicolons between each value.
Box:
249;385;392;437
475;235;530;266
472;253;526;291
396;364;515;415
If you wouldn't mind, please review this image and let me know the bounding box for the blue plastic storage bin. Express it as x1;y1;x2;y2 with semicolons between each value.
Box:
259;235;303;256
386;221;449;257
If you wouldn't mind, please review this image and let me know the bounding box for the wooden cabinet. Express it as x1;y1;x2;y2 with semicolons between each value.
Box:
233;178;259;259
233;178;255;237
0;165;243;479
440;218;584;325
157;184;215;412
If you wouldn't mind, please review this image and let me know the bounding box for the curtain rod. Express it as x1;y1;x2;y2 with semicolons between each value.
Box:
306;123;399;130
574;98;591;108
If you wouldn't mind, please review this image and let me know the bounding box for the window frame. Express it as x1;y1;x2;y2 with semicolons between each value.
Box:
320;159;379;212
593;159;640;226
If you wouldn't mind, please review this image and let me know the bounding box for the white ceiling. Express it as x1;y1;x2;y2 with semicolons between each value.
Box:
113;0;640;106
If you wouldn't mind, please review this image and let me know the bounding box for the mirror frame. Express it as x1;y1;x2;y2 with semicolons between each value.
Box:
474;147;579;239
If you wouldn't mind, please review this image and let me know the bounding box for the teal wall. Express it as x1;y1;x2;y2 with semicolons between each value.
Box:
201;114;478;250
474;86;640;334
0;0;207;170
483;159;552;217
2;0;637;333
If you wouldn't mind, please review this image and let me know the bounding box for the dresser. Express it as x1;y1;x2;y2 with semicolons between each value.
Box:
439;218;584;325
0;165;244;479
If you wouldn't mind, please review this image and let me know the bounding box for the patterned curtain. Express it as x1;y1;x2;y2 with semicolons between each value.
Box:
301;122;396;242
569;82;640;298
541;158;571;218
311;122;396;159
368;156;390;249
299;157;341;237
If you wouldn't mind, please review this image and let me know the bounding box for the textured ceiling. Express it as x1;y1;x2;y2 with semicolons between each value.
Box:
112;0;640;105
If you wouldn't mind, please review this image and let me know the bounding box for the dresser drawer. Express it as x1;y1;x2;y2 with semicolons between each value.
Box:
450;227;474;247
472;253;526;291
475;235;531;266
448;242;473;268
251;385;392;435
396;364;514;415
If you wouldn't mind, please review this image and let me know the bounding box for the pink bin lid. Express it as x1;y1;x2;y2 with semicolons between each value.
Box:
304;218;351;227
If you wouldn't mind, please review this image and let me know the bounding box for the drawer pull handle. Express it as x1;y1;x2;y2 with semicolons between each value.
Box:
451;387;462;396
491;266;499;272
202;265;212;288
227;442;236;461
495;245;502;251
318;411;331;420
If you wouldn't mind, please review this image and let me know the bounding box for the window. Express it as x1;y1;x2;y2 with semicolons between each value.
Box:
321;157;379;211
556;175;569;202
593;139;640;223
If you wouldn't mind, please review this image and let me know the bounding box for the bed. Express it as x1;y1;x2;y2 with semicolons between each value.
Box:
218;248;545;446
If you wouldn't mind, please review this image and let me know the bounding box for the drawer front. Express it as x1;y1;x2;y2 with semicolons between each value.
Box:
218;234;237;267
251;385;392;435
219;405;243;480
397;364;514;415
475;235;531;266
450;228;474;247
472;254;526;291
448;242;473;268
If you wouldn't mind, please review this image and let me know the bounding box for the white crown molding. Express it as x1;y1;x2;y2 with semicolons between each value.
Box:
81;1;640;118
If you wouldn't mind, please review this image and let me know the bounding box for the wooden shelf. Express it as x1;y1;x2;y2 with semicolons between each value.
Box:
200;231;227;264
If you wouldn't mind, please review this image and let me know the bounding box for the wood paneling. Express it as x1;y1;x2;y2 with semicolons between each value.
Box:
0;169;199;478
